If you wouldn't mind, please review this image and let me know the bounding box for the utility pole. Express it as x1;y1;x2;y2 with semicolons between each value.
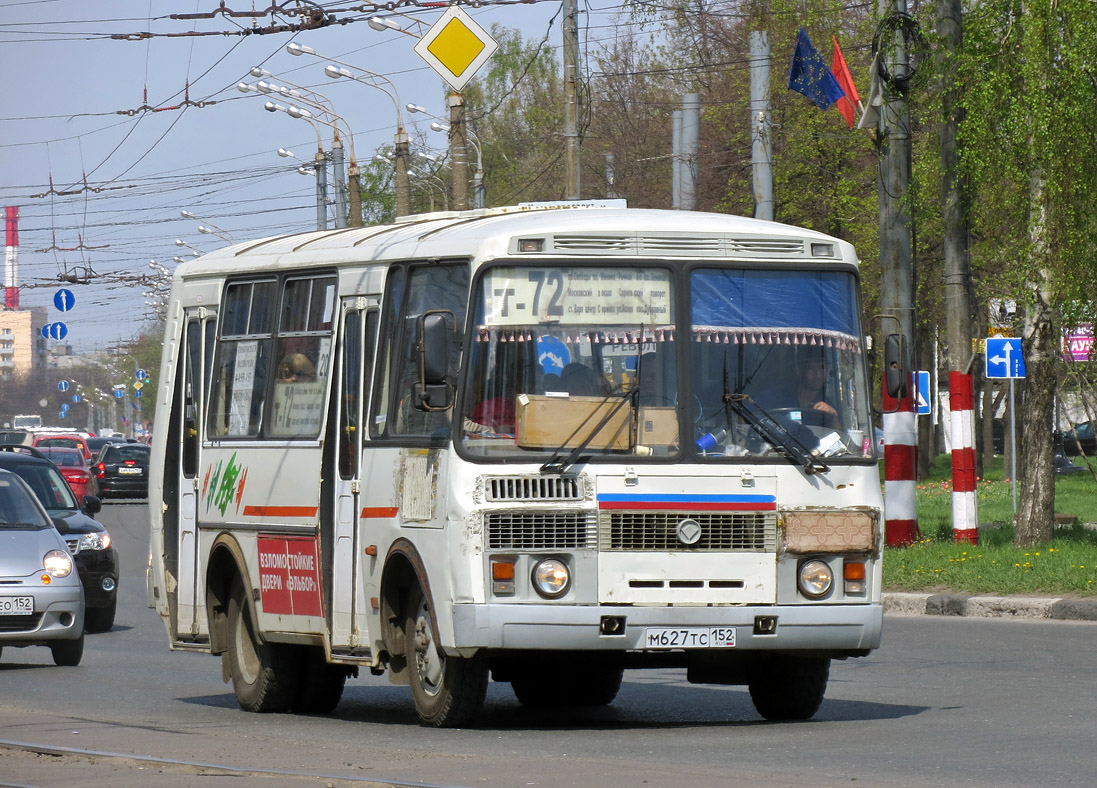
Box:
563;0;580;199
939;0;978;543
449;91;469;211
671;110;682;209
332;138;348;229
394;132;411;218
680;94;700;211
347;162;362;227
876;1;918;547
749;30;773;221
314;148;328;230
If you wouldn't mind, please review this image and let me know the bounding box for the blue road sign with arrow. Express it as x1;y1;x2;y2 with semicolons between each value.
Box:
113;389;124;399
53;288;76;312
72;394;82;403
136;368;147;381
914;371;931;415
985;337;1026;379
47;322;68;341
57;380;69;392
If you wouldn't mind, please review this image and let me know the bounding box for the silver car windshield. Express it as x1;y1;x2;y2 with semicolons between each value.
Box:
0;474;54;528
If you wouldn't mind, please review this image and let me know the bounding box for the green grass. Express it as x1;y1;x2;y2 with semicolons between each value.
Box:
882;456;1097;597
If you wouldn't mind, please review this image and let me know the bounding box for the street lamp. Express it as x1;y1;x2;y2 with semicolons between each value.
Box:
288;42;411;218
180;210;233;241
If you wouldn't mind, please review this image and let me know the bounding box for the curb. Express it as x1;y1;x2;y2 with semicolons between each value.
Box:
882;591;1097;622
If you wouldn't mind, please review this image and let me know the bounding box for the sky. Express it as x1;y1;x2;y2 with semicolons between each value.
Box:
0;0;634;352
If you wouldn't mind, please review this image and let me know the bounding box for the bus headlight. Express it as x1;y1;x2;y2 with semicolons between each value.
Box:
531;558;571;599
798;559;833;599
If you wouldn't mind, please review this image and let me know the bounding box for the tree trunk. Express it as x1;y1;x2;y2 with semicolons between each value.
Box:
1014;162;1056;547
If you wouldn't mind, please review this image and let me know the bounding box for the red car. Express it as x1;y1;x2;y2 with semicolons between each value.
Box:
37;446;97;499
32;433;93;462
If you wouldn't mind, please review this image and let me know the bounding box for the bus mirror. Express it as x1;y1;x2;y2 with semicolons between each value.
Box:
414;312;454;411
884;333;908;399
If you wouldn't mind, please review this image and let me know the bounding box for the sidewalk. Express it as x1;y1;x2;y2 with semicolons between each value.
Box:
883;591;1097;622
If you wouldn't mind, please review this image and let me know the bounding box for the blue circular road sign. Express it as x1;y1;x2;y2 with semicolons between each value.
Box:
48;322;68;341
136;368;148;381
113;389;124;399
53;288;76;312
134;389;143;398
57;380;69;392
72;393;82;403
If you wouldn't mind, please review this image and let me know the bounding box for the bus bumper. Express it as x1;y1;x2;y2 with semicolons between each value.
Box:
451;602;882;654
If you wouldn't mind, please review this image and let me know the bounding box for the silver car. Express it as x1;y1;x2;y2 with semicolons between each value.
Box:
0;468;85;665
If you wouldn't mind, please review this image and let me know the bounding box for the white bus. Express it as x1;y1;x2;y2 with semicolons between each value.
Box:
148;206;884;727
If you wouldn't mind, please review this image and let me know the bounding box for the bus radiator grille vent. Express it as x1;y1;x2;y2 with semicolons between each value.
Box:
600;511;777;552
484;475;583;502
551;235;633;253
639;236;724;255
485;511;598;549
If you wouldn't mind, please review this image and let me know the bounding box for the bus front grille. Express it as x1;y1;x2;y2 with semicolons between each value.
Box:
485;511;597;549
600;511;777;552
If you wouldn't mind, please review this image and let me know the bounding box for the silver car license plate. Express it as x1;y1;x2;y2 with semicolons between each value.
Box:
0;596;34;615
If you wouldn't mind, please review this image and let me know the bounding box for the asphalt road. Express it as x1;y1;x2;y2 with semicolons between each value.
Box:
1;500;1095;788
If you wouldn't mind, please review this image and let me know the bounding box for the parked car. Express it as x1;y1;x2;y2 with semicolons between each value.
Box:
94;443;150;498
0;445;119;633
0;468;85;665
32;433;93;462
36;446;97;499
1060;421;1096;457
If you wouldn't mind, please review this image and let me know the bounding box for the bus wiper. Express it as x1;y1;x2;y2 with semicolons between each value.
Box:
540;388;638;475
725;394;829;475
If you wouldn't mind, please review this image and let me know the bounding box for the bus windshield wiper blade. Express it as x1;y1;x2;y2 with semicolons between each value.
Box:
540;389;637;475
726;395;829;475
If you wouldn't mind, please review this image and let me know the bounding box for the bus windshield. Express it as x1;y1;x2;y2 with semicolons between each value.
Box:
458;263;874;464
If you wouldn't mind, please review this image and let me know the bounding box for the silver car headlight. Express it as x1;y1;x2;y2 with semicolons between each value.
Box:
798;559;834;599
80;531;112;551
531;558;571;599
44;549;74;578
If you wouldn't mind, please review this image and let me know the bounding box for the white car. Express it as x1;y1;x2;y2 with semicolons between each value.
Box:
0;469;85;665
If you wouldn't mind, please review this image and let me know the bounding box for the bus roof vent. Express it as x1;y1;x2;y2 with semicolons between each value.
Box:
551;235;634;253
728;238;805;256
484;475;584;502
640;235;724;255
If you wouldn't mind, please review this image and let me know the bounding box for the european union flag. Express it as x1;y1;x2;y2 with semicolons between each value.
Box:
788;28;846;110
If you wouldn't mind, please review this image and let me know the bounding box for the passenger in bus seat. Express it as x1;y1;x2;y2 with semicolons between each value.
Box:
277;353;316;382
560;362;605;396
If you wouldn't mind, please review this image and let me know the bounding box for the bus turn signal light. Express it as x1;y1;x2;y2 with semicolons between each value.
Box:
844;561;867;595
491;560;515;596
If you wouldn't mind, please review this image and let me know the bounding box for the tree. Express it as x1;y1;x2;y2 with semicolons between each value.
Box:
955;0;1097;545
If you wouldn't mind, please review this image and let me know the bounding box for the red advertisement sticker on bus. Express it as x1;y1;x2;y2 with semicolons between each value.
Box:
256;535;323;617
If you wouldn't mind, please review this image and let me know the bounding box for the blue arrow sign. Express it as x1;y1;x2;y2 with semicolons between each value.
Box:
914;371;931;415
113;389;124;399
134;389;142;398
59;411;67;419
53;288;76;312
986;337;1026;379
72;394;82;403
135;368;148;381
48;321;68;341
41;324;50;339
57;380;69;392
60;403;69;414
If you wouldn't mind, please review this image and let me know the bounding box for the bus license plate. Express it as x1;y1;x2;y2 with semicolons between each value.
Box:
0;596;33;615
644;627;736;649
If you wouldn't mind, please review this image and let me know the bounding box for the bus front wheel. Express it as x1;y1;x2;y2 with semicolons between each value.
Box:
405;586;488;727
225;577;302;713
747;654;829;721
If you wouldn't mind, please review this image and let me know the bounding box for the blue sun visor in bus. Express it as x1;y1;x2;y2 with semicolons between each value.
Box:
691;269;859;335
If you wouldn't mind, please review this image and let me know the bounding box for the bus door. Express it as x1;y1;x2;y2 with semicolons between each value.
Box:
329;299;378;651
176;309;215;638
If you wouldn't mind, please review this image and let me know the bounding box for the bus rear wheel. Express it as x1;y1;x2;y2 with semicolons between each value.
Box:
225;577;302;713
405;586;487;727
748;654;829;721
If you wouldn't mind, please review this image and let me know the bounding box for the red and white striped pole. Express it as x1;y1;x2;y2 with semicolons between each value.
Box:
883;372;918;546
4;206;18;309
949;371;979;543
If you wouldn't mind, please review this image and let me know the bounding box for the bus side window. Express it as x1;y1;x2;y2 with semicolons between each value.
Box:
373;263;469;438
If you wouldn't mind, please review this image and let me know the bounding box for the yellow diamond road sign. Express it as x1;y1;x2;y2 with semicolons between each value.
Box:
414;6;498;91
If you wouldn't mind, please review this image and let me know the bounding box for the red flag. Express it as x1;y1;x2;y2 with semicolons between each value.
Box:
831;36;860;129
